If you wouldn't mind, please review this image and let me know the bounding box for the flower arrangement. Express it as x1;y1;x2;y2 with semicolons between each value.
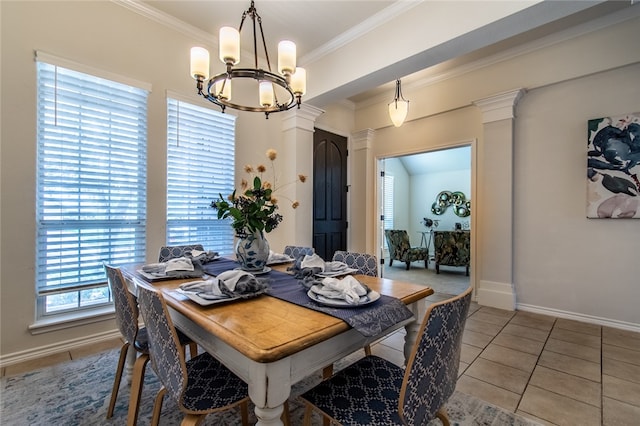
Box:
211;148;307;236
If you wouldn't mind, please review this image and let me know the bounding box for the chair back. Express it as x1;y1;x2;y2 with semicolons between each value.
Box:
332;251;378;277
283;245;315;259
398;286;472;425
104;264;140;345
158;244;205;262
136;283;187;402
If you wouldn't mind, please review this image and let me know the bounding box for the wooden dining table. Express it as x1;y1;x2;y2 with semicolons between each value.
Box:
121;260;433;426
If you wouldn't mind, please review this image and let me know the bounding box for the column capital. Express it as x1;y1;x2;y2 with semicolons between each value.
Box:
473;88;525;123
281;104;325;132
352;128;375;151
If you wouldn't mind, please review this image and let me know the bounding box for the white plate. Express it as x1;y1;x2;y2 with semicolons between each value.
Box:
234;266;272;275
266;256;294;265
314;268;358;278
136;269;206;282
174;289;241;306
307;289;380;308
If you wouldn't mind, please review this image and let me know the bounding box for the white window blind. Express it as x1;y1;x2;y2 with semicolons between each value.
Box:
383;174;394;230
167;98;236;255
36;59;148;315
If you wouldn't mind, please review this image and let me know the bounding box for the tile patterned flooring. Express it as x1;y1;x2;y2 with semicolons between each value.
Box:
3;291;640;425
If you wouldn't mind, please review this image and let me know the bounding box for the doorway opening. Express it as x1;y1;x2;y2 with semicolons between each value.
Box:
379;145;472;296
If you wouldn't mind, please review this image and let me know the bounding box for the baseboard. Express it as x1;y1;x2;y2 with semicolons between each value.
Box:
517;303;640;333
0;329;121;368
476;280;515;311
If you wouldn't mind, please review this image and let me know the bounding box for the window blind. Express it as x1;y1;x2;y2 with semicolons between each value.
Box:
166;98;236;255
36;61;148;305
383;174;394;230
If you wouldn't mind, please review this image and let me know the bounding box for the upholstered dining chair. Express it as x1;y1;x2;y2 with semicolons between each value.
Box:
104;264;197;426
283;245;315;259
158;244;205;262
323;251;379;381
136;281;251;426
332;250;378;277
301;286;473;426
384;230;428;270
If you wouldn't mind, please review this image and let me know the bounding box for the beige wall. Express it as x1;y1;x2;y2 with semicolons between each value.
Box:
1;1;639;361
0;1;299;359
322;17;640;328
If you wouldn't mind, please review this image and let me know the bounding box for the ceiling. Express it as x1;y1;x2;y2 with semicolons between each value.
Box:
137;0;635;105
398;146;471;176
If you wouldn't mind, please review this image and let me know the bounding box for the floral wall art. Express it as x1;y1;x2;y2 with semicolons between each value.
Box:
587;113;640;218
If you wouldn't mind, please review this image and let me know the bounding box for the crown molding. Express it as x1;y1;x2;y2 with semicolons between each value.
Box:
300;0;423;66
355;3;640;110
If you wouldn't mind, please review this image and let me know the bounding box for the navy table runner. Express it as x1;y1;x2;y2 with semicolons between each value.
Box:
202;258;414;337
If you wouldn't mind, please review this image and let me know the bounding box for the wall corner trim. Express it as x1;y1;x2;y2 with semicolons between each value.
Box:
473;88;526;123
477;279;516;311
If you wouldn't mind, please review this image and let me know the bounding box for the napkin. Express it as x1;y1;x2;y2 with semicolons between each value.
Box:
309;275;369;305
267;250;292;264
301;253;326;271
179;270;269;300
324;261;348;273
141;257;203;279
190;249;219;264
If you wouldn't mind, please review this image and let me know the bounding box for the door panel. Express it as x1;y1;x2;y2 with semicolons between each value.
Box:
313;129;347;260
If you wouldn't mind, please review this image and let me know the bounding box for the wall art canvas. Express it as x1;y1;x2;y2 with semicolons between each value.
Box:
587;113;640;218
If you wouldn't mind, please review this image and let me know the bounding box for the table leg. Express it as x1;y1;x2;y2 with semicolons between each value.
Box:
249;359;290;426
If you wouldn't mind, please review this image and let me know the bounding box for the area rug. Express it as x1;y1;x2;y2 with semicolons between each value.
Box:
1;349;539;425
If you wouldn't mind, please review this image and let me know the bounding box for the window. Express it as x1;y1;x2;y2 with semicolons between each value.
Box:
166;97;236;255
383;174;394;230
36;53;149;318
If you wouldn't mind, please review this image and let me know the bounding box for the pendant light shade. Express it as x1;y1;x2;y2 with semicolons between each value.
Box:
388;79;409;127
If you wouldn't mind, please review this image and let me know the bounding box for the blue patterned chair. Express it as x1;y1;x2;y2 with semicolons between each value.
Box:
300;286;473;426
136;282;251;426
283;245;315;259
385;230;428;270
332;250;378;277
434;231;470;276
157;244;205;262
103;264;196;426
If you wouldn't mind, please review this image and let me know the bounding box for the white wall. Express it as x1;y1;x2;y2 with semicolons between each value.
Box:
409;169;471;243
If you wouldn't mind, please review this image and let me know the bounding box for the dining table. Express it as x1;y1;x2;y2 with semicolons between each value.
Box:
121;258;433;426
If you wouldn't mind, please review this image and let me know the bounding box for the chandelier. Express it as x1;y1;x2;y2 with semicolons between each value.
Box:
190;1;306;118
388;79;409;127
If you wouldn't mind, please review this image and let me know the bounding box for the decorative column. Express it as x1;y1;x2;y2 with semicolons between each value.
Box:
280;104;324;247
351;129;376;254
472;89;524;310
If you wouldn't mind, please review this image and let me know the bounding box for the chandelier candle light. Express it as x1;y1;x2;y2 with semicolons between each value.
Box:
388;79;409;127
190;1;306;118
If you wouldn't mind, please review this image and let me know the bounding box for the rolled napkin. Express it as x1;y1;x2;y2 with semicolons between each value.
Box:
180;270;269;300
268;250;292;264
324;261;348;273
165;257;194;272
141;257;203;279
310;275;369;305
301;253;326;271
190;249;219;264
179;278;229;300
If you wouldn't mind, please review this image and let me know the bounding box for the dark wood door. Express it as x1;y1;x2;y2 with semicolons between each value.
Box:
313;129;348;260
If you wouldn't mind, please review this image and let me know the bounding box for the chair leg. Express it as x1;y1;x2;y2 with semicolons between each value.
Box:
388;259;393;266
236;399;248;426
302;403;314;426
405;261;410;270
150;387;166;426
436;407;450;426
322;365;333;379
364;345;372;356
436;263;440;274
126;352;149;426
466;265;469;276
188;342;198;358
180;414;207;426
281;400;291;426
107;342;130;418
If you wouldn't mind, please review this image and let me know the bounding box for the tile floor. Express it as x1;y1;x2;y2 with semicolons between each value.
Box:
3;292;640;426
